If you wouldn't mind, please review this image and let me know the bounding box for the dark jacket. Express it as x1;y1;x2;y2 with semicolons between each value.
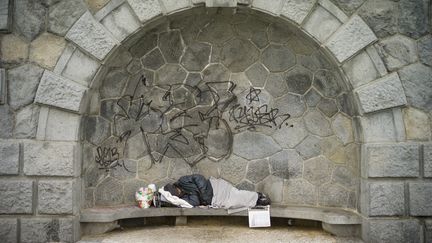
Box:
175;174;213;206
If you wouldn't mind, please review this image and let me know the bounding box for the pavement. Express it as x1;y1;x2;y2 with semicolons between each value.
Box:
79;217;363;243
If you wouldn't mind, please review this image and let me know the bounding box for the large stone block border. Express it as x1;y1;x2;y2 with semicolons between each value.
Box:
15;0;421;242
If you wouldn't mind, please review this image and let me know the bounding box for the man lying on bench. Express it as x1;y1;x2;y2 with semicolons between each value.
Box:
160;174;271;212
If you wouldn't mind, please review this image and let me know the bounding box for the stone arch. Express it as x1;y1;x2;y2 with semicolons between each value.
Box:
31;0;411;241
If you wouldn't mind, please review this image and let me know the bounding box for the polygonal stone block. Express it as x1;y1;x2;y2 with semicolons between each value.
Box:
13;0;46;41
66;12;118;60
48;0;87;36
409;182;432;216
313;69;344;98
273;93;306;118
325;15;377;62
304;109;333;136
331;113;354;145
398;63;432;111
398;0;429;39
233;131;281;160
283;66;313;95
264;73;287;98
425;144;432;178
44;108;81;141
305;88;322;107
283;179;316;205
8;63;44;110
342;51;378;88
181;42;211;71
156;64;187;85
376;34;418;72
159;30;184;63
38;180;76;215
368;182;405;216
355;72;407;113
296;135;322;160
160;0;190;13
0;180;33;214
359;110;398;143
23;141;77;176
365;143;419;178
14;105;39;139
317;98;338;118
331;166;356;189
100;69;128;99
269;150;303;179
128;0;162;22
262;44;296;72
246;62;269;88
252;0;283;14
129;33;158;58
318;183;349;207
0;141;19;175
29;32;66;69
84;116;111;145
35;70;87;112
304;156;332;186
403;107;431;141
220;155;248;185
221;38;259;72
138;156;169;181
246;159;269;183
95;177;124;206
202;63;230;83
197;21;234;45
272;119;308;149
418;35;432;67
206;0;237;7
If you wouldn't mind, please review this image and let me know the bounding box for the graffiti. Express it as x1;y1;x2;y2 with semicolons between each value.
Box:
229;87;292;131
94;75;291;170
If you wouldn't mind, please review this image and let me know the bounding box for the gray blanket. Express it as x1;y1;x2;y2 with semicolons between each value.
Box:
209;177;258;214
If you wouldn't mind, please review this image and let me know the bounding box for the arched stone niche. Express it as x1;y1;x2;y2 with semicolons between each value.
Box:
81;7;360;209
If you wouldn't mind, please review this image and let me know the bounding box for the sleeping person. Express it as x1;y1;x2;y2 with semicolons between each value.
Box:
160;174;270;211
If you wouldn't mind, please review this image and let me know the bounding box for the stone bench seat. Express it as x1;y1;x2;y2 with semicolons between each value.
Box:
80;204;362;237
80;204;361;225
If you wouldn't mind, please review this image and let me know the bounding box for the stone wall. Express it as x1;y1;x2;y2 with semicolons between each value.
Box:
0;0;430;242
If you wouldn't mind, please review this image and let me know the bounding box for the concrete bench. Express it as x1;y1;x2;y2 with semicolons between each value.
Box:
80;204;362;237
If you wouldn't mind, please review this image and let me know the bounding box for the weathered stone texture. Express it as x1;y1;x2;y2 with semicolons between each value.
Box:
281;0;315;24
8;64;44;110
425;144;432;178
358;0;398;38
0;34;29;64
95;177;124;206
128;0;162;22
304;156;332;186
220;155;248;185
62;49;100;86
101;4;141;41
318;183;349;208
100;69;128;98
262;44;296;72
15;105;40;139
48;0;87;36
365;143;419;178
359;110;398;142
160;0;190;13
221;38;259;72
355;73;407;113
38;180;75;214
44;108;81;141
257;176;283;203
409;182;432;216
181;42;211;71
418;35;432;66
366;219;421;243
283;179;316;205
304;6;341;43
272;119;308;149
284;66;313;95
398;0;430;39
313;69;344;98
205;0;236;7
403;107;431;141
332;113;353;145
0;105;14;138
304;109;333;136
296;135;322;160
426;220;432;243
35;70;87;112
66;12;117;60
398;63;432;111
23;142;76;176
325;15;377;62
84;116;111;145
246;159;269;183
376;35;418;72
342;51;378;88
0;219;17;243
368;182;405;216
273;93;306;118
13;0;46;41
0;142;19;175
20;218;78;243
331;0;365;14
0;180;33;214
246;62;269;88
233;131;281;160
252;0;283;14
269;150;303;179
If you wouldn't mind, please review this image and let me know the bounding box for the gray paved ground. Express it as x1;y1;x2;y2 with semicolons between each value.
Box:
79;218;363;243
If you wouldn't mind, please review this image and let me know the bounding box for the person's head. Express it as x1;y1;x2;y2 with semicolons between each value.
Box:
164;183;181;197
